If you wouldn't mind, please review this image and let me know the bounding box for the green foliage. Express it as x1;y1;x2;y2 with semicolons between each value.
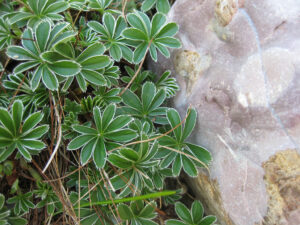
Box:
68;104;137;168
158;108;212;177
123;11;181;62
0;160;13;178
121;81;168;125
155;70;179;98
0;1;216;224
0;17;13;49
0;100;48;162
118;200;158;225
6;21;78;91
0;193;27;225
121;65;153;92
141;0;170;14
34;182;62;215
3;73;49;116
109;141;161;196
88;13;133;61
166;201;217;225
9;0;69;27
55;42;111;92
7;192;35;216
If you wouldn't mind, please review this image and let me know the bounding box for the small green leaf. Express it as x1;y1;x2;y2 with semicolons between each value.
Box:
80;138;97;165
122;89;143;111
21;125;49;139
68;135;95;150
93;137;106;168
48;60;81;77
43;2;68;14
192;201;204;224
172;154;182;177
200;216;217;225
101;104;116;130
127;13;148;35
165;220;186;225
156;23;179;38
141;0;156;12
22;28;39;55
31;65;44;91
118;204;133;220
182;108;197;141
106;129;137;142
109;44;122;62
22;112;43;133
6;46;36;61
41;66;58;90
12;100;23;132
108;153;132;168
87;21;107;35
175;202;193;223
155;37;181;48
167;108;182;141
0;108;15;135
72;125;97;135
186;143;212;166
133;42;148;63
156;0;170;14
35;21;51;52
80;55;110;70
16;143;32;161
119;148;139;161
80;69;107;86
93;107;102;132
20;140;45;150
14;61;39;74
182;155;197;177
54;43;74;58
103;12;115;37
77;43;106;62
105;115;132;132
0;144;16;162
142;82;156;112
123;28;148;41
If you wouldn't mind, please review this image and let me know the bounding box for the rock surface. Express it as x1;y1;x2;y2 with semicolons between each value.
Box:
149;0;300;224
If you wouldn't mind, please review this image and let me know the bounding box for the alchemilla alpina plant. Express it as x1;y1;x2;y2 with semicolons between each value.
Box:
0;0;216;224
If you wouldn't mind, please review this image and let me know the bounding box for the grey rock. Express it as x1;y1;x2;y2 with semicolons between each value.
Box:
149;0;300;224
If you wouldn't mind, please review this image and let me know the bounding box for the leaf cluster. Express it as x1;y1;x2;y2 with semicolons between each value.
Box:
0;0;216;224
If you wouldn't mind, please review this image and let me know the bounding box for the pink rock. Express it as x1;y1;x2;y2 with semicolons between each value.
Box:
149;0;300;224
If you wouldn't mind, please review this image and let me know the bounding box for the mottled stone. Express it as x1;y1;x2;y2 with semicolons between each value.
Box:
149;0;300;224
262;150;300;225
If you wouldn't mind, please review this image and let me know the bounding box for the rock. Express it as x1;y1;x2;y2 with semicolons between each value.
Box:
149;0;300;224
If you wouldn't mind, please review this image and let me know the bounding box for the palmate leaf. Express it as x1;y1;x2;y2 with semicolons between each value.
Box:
9;0;69;27
166;201;217;225
6;21;78;91
68;104;136;168
53;42;110;92
7;192;35;216
121;82;167;125
87;13;133;62
0;17;13;49
0;100;48;162
108;139;160;196
0;193;27;225
122;11;181;63
155;70;179;98
158;107;212;177
118;200;158;225
121;65;152;92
